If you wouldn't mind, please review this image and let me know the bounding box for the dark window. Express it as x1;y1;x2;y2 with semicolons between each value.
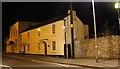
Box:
52;41;56;50
14;31;16;37
38;43;40;51
28;44;30;51
28;32;30;38
10;32;12;38
16;30;17;37
38;31;40;36
52;24;55;34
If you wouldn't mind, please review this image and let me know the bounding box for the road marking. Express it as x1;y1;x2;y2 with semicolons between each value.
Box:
6;55;82;67
30;59;80;67
0;64;12;69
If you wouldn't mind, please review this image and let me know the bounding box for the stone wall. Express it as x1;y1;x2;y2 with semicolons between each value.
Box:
79;35;120;59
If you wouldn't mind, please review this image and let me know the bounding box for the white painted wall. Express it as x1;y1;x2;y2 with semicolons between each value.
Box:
21;20;65;55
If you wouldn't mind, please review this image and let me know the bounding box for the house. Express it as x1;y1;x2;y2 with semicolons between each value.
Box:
6;21;39;53
6;10;89;58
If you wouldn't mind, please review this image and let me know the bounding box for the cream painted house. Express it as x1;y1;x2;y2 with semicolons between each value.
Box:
6;10;89;58
6;21;39;53
20;10;89;58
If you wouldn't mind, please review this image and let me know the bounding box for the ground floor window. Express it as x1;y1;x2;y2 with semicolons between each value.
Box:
38;43;40;51
28;44;30;51
52;41;56;50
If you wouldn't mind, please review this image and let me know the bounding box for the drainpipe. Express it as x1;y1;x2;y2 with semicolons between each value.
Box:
70;2;75;59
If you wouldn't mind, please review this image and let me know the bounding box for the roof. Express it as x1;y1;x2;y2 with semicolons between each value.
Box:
20;13;70;33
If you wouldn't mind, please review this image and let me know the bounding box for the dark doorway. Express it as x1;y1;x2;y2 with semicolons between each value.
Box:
64;44;71;58
23;45;25;54
43;41;47;56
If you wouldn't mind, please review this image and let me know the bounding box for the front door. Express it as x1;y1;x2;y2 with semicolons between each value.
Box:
43;41;47;56
23;45;25;54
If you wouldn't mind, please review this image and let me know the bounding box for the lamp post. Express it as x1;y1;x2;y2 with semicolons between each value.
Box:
115;2;120;60
70;2;75;59
91;0;98;63
115;2;120;34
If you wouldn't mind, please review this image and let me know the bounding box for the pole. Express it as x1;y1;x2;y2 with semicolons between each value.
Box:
64;19;67;58
64;19;67;48
91;0;98;63
117;9;120;34
70;2;75;59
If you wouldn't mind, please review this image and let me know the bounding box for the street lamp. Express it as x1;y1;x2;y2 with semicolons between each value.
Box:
115;3;119;9
115;2;120;33
114;2;120;60
91;0;98;63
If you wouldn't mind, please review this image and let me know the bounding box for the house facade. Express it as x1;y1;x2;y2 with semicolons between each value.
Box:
6;10;89;58
6;21;39;53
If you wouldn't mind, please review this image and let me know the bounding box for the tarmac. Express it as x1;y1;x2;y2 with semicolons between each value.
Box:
2;54;119;69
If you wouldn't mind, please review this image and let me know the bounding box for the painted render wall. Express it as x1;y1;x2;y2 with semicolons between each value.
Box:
6;21;39;53
6;21;19;53
21;20;65;55
6;10;89;57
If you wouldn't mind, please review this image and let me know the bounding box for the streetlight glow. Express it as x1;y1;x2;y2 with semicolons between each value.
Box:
63;26;65;29
115;3;119;9
37;28;41;31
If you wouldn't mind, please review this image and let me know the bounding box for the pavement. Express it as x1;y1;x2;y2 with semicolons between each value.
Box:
2;53;119;69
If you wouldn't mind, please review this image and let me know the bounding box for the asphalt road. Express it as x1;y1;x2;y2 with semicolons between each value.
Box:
1;56;96;69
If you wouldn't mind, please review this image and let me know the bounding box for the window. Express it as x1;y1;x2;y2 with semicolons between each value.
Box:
52;41;56;50
10;32;12;38
38;43;40;51
52;24;55;34
16;30;17;37
38;31;40;36
28;32;30;38
14;31;16;37
28;44;30;51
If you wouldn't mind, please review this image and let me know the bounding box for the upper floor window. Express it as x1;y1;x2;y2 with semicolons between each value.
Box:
10;32;12;38
37;28;40;36
16;30;17;37
52;24;55;34
28;32;30;38
14;31;15;37
38;31;40;36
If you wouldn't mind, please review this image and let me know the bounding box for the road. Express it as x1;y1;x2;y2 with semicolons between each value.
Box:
1;55;96;69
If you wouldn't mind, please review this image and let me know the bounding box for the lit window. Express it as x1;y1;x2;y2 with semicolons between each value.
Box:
52;41;56;50
52;24;55;34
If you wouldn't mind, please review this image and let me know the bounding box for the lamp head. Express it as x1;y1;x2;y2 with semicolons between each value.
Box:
115;3;119;9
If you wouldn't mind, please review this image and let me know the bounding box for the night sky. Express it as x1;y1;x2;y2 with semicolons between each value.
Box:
2;2;119;42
